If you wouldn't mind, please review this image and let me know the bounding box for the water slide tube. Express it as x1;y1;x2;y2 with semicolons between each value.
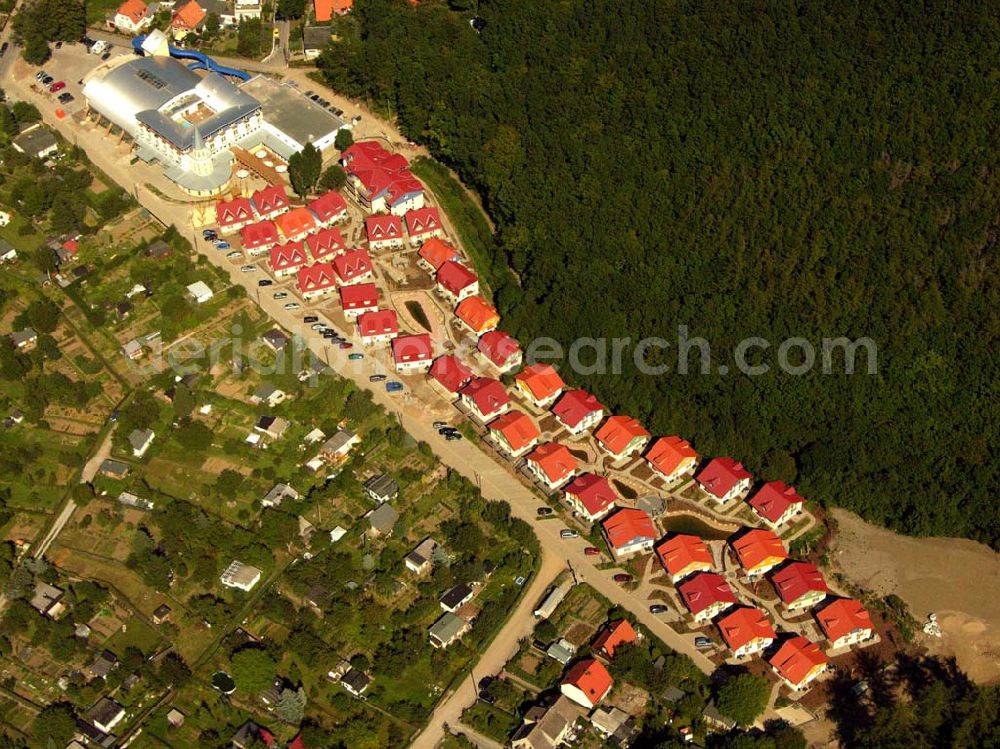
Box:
132;35;251;82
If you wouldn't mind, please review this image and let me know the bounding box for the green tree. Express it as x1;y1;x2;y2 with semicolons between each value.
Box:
716;673;770;727
275;686;307;724
334;128;354;151
32;703;77;746
205;12;221;34
277;0;305;20
230;647;277;694
319;164;346;191
237;17;263;58
172;383;195;420
288;143;322;197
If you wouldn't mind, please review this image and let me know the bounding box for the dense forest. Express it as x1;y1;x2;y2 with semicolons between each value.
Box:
320;0;1000;548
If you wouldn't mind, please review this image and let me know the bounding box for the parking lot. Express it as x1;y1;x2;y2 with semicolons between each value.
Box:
15;40;116;117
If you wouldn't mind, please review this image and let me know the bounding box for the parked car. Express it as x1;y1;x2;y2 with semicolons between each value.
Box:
322;330;338;339
226;251;242;259
1;42;11;57
101;51;111;60
385;381;404;392
445;432;462;441
35;71;48;81
214;240;230;250
311;323;326;331
303;315;319;323
537;507;553;516
58;93;74;104
433;421;448;429
202;229;218;240
240;264;257;272
348;353;363;360
41;75;54;85
369;374;387;382
283;302;300;310
649;604;669;614
49;81;66;93
438;427;459;436
338;342;353;349
273;292;288;300
584;546;600;556
560;529;579;539
613;573;633;584
257;279;273;287
694;636;713;649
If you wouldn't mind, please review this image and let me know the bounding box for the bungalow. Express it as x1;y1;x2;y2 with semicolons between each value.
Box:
429;611;470;649
86;697;125;734
677;572;738;623
0;239;16;263
769;636;829;690
429;354;474;395
332;248;374;285
560;658;613;709
12;124;58;160
440;582;475;613
306;226;348;262
251;382;286;407
417;237;458;273
511;695;580;749
262;328;289;352
455;295;500;335
29;581;65;618
275;207;317;243
184;280;213;304
489;410;540;458
477;330;522;373
514;363;566;408
645;436;699;484
405;537;438;574
320;428;361;461
220;560;262;591
152;604;172;625
525;442;578;490
459;376;510;423
816;598;875;649
86;650;117;679
592;618;637;658
435;260;479;304
590;706;639;746
601;508;656;559
9;328;37;351
241;220;280;257
341;141;425;215
696;457;752;504
717;606;777;659
365;214;404;251
297;263;338;300
308;190;348;227
392;333;434;373
113;0;153;33
363;473;399;503
748;481;806;527
128;428;155;458
564;473;617;522
231;721;277;749
254;415;289;440
552;389;605;436
534;579;573;619
357;309;399;345
251;184;290;221
261;483;298;508
339;282;379;318
405;206;443;244
595;415;651;462
341;668;371;697
731;528;787;579
268;241;308;278
216;196;254;234
771;562;829;612
99;459;131;480
656;534;713;583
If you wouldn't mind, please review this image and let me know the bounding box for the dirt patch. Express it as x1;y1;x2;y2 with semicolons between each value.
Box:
201;456;252;476
830;508;1000;684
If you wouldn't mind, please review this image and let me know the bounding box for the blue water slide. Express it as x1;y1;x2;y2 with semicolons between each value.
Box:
131;35;251;82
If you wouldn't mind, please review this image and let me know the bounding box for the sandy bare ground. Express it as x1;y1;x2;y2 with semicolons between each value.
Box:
830;508;1000;684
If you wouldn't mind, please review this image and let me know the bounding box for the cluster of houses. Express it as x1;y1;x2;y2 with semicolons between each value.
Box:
111;0;263;38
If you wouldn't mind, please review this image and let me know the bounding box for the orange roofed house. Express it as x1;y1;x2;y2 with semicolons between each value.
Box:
601;508;656;559
595;415;651;462
816;598;875;650
645;436;699;485
592;619;637;659
114;0;153;33
560;658;613;709
314;0;352;23
769;636;829;690
525;442;578;490
717;606;776;658
747;481;806;528
730;528;787;579
171;0;207;38
489;410;540;458
455;296;500;335
417;237;458;273
514;363;565;408
275;207;317;243
564;473;618;522
656;534;713;583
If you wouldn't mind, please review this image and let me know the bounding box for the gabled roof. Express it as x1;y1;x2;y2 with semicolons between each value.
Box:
816;598;874;642
717;606;776;651
455;295;499;332
435;260;478;295
275;207;316;238
769;636;828;684
602;508;656;550
341;141;423;207
296;262;337;293
405;206;441;235
697;457;752;499
515;363;566;401
477;330;520;367
241;220;279;249
365;213;403;242
459;377;510;416
552;389;605;428
564;473;617;516
308;190;347;222
392;333;433;363
268;241;307;272
595;415;650;454
526;442;578;484
252;184;289;214
358;309;398;337
117;0;149;23
645;436;699;476
748;481;806;523
677;572;738;616
592;619;637;658
217;196;254;227
489;410;539;452
332;248;373;283
429;354;474;393
771;562;829;605
339;282;379;310
561;658;613;704
306;226;347;260
418;237;458;270
656;534;712;578
731;528;787;571
172;0;205;29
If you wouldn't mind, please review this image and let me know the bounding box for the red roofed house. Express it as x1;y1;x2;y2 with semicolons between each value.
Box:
171;0;206;37
392;333;434;373
428;355;474;395
477;330;522;373
564;473;617;522
595;415;651;462
769;636;829;690
459;377;510;423
306;227;347;262
405;206;443;245
816;598;875;650
333;249;374;286
216;196;254;235
771;562;829;612
339;282;379;319
560;658;613;709
717;606;777;658
514;363;565;408
341;141;424;215
365;214;404;252
314;0;351;24
748;481;806;527
656;534;713;583
241;220;280;257
489;410;540;458
357;309;399;345
251;185;289;221
417;237;458;273
296;263;338;300
696;458;752;504
268;242;308;279
308;190;348;227
275;207;317;243
592;619;637;659
525;442;578;490
114;0;152;33
601;508;656;559
552;389;605;436
435;260;479;304
645;436;699;485
731;529;788;579
677;572;738;623
455;296;500;335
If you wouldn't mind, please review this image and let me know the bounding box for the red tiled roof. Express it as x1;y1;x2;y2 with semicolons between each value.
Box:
392;333;433;364
591;619;637;658
552;389;605;429
268;241;307;272
731;529;787;572
645;436;699;477
768;636;828;685
341;141;423;208
241;220;279;250
564;473;617;517
656;534;712;578
561;658;613;704
459;377;509;417
436;260;478;296
288;733;306;749
748;481;806;524
602;508;656;551
339;282;379;312
358;309;398;338
771;562;829;606
275;207;316;239
172;0;205;29
418;237;458;270
216;196;253;228
816;598;874;642
429;355;474;393
365;213;403;242
515;363;565;402
308;190;347;223
489;410;539;453
595;415;650;455
477;330;520;367
252;184;289;214
696;457;752;499
455;295;499;333
117;0;148;23
306;226;347;261
62;239;79;255
717;606;776;651
677;572;738;616
296;262;337;294
405;206;441;236
525;442;577;485
333;249;373;284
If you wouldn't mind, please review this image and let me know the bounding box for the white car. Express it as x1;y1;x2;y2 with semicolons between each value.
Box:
240;264;257;272
226;251;242;260
283;302;301;310
273;291;288;300
311;323;326;331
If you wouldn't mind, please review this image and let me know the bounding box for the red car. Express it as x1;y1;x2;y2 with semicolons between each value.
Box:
49;81;66;93
584;546;600;556
338;342;354;349
612;573;633;584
